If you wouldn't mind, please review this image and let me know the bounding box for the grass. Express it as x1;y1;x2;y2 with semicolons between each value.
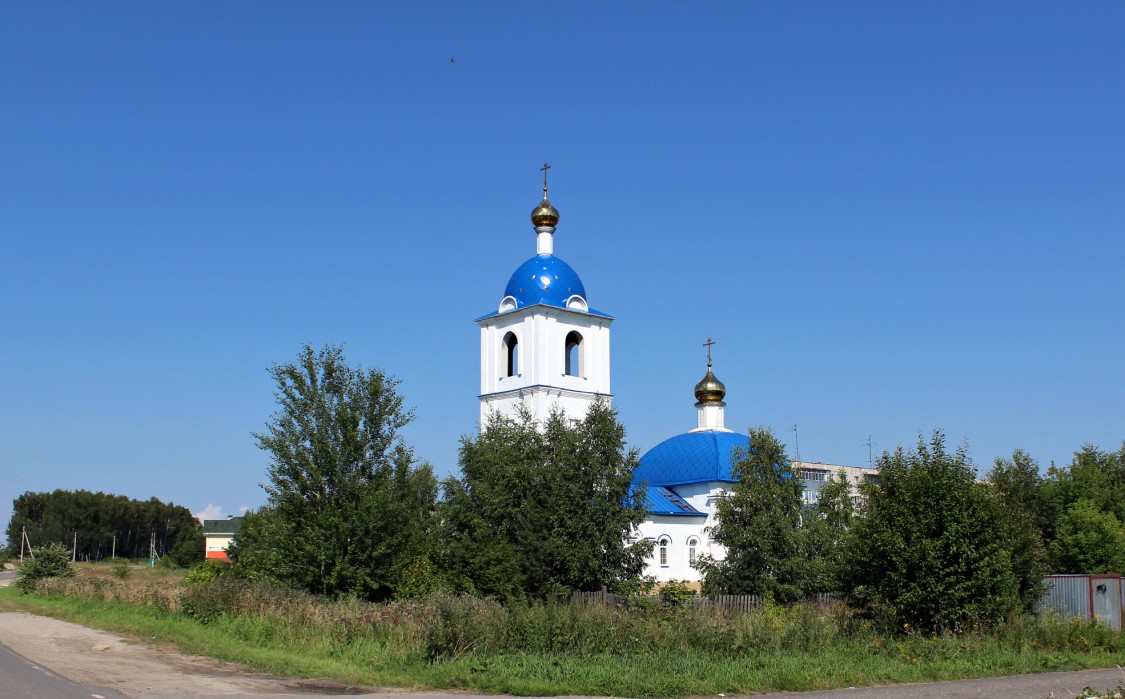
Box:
2;564;1124;697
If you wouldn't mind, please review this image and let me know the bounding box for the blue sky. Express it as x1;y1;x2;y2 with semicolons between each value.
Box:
2;3;1122;539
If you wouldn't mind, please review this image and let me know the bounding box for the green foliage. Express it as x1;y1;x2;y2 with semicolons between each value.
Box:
15;542;76;592
395;555;448;600
1040;442;1125;575
441;402;651;602
842;431;1020;631
1045;443;1125;527
183;559;227;587
5;489;201;562
698;427;809;602
112;561;130;579
986;450;1049;609
11;578;1125;697
232;344;438;601
1048;499;1125;573
167;527;205;567
802;469;857;592
657;580;697;607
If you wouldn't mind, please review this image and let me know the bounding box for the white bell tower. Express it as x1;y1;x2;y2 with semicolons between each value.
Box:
477;166;613;426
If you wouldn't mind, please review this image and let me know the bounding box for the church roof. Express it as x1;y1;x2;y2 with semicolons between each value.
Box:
477;253;611;320
506;254;587;309
634;430;749;487
641;485;706;517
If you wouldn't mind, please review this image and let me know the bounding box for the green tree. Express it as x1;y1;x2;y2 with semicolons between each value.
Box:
167;527;205;567
1048;499;1125;574
230;344;437;600
1042;442;1125;545
441;402;650;601
15;542;76;593
986;450;1049;610
697;427;808;602
6;490;200;562
803;469;857;592
841;431;1019;631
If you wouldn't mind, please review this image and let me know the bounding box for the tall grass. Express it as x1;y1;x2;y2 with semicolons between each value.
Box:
5;570;1125;697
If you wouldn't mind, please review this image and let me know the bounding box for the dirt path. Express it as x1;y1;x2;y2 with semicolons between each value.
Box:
0;611;406;697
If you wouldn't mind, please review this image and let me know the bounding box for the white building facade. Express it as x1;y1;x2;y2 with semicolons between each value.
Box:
477;178;613;426
477;174;876;588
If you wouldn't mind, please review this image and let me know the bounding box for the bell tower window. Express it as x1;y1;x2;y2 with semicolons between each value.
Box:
564;331;583;377
503;332;519;377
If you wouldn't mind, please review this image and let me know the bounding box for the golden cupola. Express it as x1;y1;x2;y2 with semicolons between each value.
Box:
694;368;726;404
531;162;559;228
694;338;726;404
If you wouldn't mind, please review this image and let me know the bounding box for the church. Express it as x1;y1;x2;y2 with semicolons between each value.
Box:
476;169;876;585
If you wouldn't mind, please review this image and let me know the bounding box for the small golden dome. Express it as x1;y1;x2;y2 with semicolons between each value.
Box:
531;197;559;227
694;369;726;404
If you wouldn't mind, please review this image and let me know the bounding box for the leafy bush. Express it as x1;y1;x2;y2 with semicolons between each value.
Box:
396;556;447;599
842;432;1020;631
658;580;697;607
112;561;130;579
183;559;226;587
15;542;76;593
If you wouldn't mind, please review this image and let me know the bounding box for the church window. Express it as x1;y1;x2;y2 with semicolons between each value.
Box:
688;537;699;565
658;536;670;566
503;332;519;377
564;331;583;377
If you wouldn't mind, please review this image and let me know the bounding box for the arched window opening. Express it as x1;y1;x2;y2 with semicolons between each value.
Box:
688;537;699;565
658;536;670;566
503;332;519;377
564;331;583;377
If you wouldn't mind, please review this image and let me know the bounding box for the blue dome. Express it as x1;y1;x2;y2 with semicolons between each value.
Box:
634;431;750;487
503;254;586;310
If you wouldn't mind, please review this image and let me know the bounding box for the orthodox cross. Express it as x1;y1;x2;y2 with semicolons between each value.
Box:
540;162;551;196
703;337;715;369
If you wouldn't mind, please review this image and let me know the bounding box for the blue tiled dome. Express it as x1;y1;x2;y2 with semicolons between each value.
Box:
634;431;750;487
503;254;586;310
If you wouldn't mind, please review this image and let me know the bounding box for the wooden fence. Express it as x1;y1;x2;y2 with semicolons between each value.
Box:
573;590;841;613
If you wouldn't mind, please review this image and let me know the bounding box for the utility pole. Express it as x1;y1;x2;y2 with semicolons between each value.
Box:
20;526;26;562
72;532;77;562
790;424;800;463
111;535;116;560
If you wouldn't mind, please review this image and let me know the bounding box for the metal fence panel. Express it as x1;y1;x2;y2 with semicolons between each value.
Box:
1039;574;1123;631
1090;576;1122;632
1040;575;1092;620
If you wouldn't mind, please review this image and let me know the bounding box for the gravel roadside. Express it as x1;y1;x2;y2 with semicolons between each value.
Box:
0;609;1122;698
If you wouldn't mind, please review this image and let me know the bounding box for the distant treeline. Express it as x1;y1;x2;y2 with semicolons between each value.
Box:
6;489;202;564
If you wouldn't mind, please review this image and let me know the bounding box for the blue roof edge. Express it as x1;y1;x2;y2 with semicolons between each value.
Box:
475;303;615;322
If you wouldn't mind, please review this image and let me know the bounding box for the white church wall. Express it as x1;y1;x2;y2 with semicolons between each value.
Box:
636;515;709;583
479;305;613;426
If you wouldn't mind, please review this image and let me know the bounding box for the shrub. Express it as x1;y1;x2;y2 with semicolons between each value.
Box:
15;542;75;593
183;559;227;587
112;561;130;579
659;580;697;608
842;432;1020;631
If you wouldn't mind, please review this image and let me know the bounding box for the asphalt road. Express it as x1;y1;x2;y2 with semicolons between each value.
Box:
0;641;126;699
